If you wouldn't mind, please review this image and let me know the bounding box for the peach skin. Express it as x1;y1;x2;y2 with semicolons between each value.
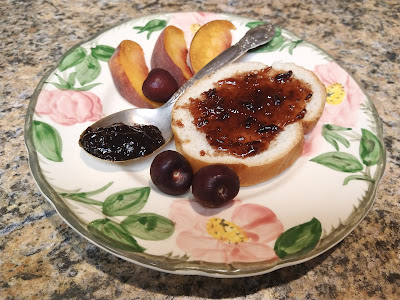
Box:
109;40;161;108
151;26;193;87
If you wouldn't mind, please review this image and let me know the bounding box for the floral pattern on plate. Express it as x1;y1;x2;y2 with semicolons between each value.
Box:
169;200;284;264
25;12;385;277
36;90;103;126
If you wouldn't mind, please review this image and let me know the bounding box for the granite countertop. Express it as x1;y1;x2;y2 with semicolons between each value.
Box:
1;0;399;299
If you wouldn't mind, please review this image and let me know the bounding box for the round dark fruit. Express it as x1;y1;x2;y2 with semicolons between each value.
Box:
150;150;193;195
192;164;240;208
142;68;179;103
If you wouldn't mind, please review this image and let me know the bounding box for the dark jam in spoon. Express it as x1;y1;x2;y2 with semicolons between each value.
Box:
79;123;165;161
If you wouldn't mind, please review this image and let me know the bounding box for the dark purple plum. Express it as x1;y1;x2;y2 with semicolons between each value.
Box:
192;164;240;208
150;150;193;195
142;68;179;103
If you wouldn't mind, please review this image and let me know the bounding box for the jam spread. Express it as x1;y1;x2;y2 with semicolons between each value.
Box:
79;123;165;161
188;67;313;157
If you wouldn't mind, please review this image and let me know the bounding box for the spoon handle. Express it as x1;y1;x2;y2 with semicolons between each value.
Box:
195;23;276;78
161;23;276;111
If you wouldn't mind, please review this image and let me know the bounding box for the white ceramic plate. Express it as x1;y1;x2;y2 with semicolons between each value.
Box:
25;12;385;278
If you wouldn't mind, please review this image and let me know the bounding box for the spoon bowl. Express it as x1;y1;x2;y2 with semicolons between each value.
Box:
81;23;276;161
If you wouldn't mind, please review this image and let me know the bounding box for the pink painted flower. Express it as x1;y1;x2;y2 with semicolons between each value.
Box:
169;199;284;264
36;89;103;126
302;61;364;156
170;12;221;47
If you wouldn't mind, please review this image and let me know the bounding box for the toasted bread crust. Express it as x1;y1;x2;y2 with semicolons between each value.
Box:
271;62;327;134
174;126;304;186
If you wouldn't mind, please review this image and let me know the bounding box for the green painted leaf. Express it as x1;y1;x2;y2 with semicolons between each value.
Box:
76;54;101;85
245;21;265;29
322;126;351;151
274;217;322;259
45;74;71;90
254;35;285;52
134;19;167;39
102;187;150;216
46;82;101;91
287;40;303;54
55;73;70;87
359;128;383;166
46;72;101;91
324;124;352;131
343;174;375;185
322;131;339;151
67;72;77;87
32;120;63;162
250;26;283;53
91;45;115;62
335;133;351;148
46;82;68;90
60;182;113;205
59;47;87;71
88;219;145;252
73;83;102;91
84;181;113;196
279;40;303;54
310;152;363;173
121;213;175;241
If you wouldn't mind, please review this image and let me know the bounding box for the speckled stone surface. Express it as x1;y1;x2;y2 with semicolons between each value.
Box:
1;0;399;299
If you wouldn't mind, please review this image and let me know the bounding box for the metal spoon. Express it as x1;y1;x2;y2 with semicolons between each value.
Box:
81;23;276;161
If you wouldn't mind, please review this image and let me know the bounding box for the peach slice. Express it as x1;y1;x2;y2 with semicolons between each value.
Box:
109;40;161;108
151;26;193;87
189;20;236;73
